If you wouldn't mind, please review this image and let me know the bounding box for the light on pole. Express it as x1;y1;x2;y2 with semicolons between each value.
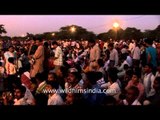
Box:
51;33;55;40
70;26;76;33
113;22;119;40
52;33;55;36
70;26;76;40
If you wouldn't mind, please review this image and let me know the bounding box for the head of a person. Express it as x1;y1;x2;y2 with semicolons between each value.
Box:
65;93;83;105
8;57;15;64
131;72;140;84
144;38;153;47
14;85;26;100
133;67;141;77
47;72;57;82
65;93;74;105
35;73;45;85
88;40;95;48
107;67;118;83
126;86;139;105
56;66;68;77
43;41;49;48
35;39;42;46
51;41;58;49
30;39;35;44
85;71;102;87
144;64;153;73
19;48;25;55
67;68;81;85
12;77;22;89
45;80;59;94
108;43;114;51
23;64;31;72
125;69;133;81
153;77;160;92
97;59;104;68
124;64;129;70
8;46;14;53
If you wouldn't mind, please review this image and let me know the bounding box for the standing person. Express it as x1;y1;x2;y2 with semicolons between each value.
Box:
5;57;17;91
43;41;50;73
51;41;63;73
156;43;160;66
142;64;155;98
132;42;141;67
18;48;30;69
88;40;101;71
4;46;15;68
28;39;38;56
30;39;44;78
144;38;157;74
108;43;119;67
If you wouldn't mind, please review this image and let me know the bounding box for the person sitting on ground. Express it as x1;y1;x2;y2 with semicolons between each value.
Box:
101;67;121;101
35;73;47;94
125;72;144;102
13;85;28;105
46;81;64;105
119;86;141;105
143;77;160;105
83;71;106;105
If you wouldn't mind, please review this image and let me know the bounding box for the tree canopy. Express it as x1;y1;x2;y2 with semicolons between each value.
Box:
0;24;7;35
1;24;160;42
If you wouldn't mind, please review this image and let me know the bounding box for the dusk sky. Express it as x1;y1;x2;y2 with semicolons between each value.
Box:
0;15;159;37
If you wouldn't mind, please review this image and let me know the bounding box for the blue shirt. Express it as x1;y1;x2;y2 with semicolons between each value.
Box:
83;85;105;105
146;46;157;67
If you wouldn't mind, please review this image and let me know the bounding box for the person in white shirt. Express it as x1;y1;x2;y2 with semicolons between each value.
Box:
108;43;119;67
116;54;130;74
117;64;129;79
88;40;101;71
120;86;141;105
129;40;135;52
22;84;35;105
46;83;64;105
101;67;121;100
126;55;132;67
52;41;63;72
4;46;15;64
103;42;108;52
131;43;141;67
142;64;155;98
121;45;128;54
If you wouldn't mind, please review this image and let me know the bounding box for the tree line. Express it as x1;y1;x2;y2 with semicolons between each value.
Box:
0;24;160;41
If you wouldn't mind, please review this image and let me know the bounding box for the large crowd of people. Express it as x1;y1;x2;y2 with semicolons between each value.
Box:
0;37;160;106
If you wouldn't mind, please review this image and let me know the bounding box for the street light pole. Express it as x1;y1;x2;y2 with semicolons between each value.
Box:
52;33;55;40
